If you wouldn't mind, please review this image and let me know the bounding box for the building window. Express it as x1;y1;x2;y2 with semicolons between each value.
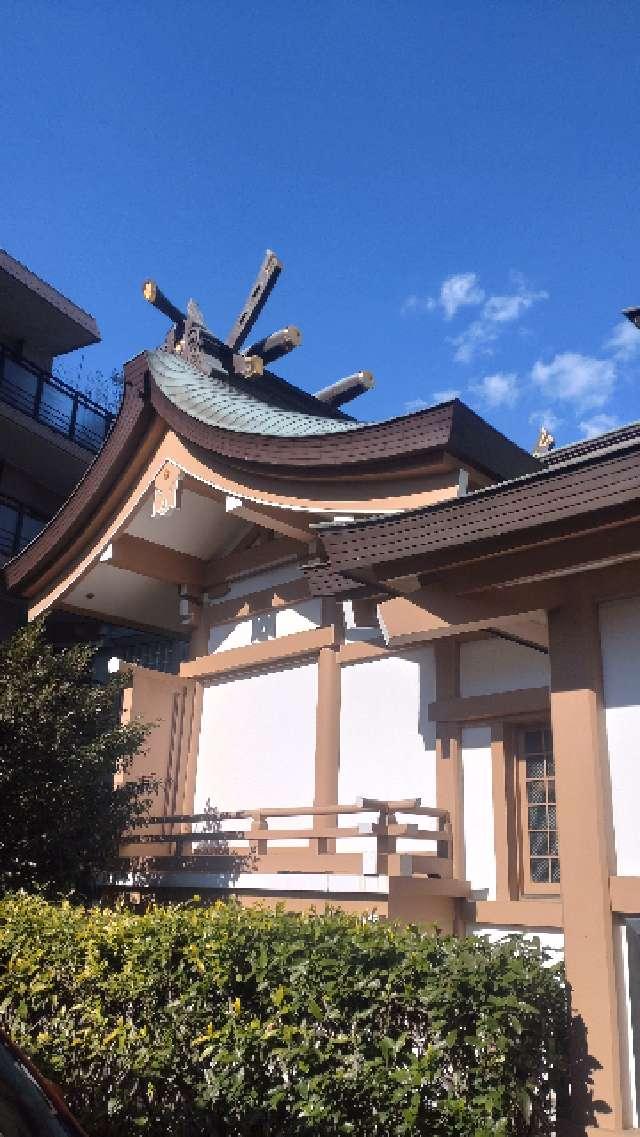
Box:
0;495;46;557
518;725;560;891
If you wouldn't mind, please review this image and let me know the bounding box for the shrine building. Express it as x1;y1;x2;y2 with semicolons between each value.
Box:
5;251;640;1134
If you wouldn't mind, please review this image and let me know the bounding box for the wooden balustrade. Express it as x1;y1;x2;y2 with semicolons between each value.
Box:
122;797;453;880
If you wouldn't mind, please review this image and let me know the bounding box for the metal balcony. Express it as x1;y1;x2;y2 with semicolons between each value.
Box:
0;347;114;454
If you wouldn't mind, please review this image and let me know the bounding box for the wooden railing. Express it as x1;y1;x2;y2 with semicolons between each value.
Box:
122;797;453;880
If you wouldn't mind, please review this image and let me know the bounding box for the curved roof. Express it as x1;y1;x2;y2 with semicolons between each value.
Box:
4;349;538;596
148;349;361;438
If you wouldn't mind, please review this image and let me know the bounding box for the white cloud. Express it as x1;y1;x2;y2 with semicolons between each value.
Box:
579;413;620;440
403;398;430;412
440;272;485;319
604;319;640;362
528;408;563;434
401;294;435;316
452;319;498;364
402;272;484;320
470;372;519;408
483;288;548;324
531;352;615;411
452;282;548;363
432;388;461;402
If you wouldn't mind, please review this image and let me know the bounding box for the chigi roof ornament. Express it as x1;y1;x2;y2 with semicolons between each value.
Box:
142;249;301;383
142;249;375;408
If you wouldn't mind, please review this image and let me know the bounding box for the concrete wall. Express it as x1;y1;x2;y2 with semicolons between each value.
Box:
461;724;496;899
460;637;549;697
599;597;640;875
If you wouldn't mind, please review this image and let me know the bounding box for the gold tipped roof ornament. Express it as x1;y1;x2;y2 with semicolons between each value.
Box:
533;425;555;457
140;250;372;405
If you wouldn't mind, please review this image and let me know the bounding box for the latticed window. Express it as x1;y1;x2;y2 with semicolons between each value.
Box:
519;726;560;890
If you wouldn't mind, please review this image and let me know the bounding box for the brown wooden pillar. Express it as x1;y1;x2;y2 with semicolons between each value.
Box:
434;640;464;882
314;645;341;848
548;589;623;1132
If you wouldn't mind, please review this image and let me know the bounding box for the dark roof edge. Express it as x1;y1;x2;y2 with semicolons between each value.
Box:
541;421;640;466
0;249;100;342
314;416;640;542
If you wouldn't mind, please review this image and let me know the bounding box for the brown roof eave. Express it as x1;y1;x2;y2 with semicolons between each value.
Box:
149;383;535;480
314;441;640;584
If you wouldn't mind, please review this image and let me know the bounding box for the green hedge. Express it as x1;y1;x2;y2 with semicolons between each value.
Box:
0;894;568;1136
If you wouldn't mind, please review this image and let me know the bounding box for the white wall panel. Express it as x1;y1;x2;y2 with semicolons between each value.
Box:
600;598;640;875
460;638;549;697
223;563;301;600
194;661;317;825
471;926;564;957
209;599;322;654
339;650;437;851
461;725;496;899
617;918;640;1127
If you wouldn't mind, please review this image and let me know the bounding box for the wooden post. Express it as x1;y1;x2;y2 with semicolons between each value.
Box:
434;640;464;880
548;589;623;1132
314;646;341;853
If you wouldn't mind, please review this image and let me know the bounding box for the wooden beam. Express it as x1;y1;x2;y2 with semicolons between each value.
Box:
180;625;335;679
206;577;311;626
420;515;640;596
465;898;564;929
428;686;550;724
226;250;282;350
610;875;640;915
103;534;205;589
223;495;314;544
378;584;560;647
205;536;304;590
243;326;301;365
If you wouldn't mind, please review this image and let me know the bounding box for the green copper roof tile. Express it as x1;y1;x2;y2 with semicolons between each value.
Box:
148;349;364;438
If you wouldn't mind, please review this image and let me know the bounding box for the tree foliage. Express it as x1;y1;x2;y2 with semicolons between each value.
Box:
0;621;153;895
0;895;569;1136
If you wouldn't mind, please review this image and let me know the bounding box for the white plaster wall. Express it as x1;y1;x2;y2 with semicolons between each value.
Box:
194;661;318;844
461;725;496;899
209;599;322;653
222;562;302;600
617;919;640;1127
471;926;564;957
600;598;640;875
339;649;437;851
460;638;549;697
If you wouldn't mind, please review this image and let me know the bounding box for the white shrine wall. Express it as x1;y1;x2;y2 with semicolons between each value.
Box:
599;596;640;876
459;636;550;696
194;660;318;833
338;649;437;851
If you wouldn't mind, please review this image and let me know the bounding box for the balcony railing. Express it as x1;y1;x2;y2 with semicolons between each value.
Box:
122;797;453;881
0;346;115;453
0;493;47;558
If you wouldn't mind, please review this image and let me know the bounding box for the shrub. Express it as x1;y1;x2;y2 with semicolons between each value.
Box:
0;894;568;1136
0;621;153;895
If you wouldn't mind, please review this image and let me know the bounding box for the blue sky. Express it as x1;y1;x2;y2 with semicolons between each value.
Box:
3;1;640;449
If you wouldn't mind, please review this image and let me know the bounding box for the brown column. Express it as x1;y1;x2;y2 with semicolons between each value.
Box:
548;589;623;1131
434;640;464;881
314;646;341;848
